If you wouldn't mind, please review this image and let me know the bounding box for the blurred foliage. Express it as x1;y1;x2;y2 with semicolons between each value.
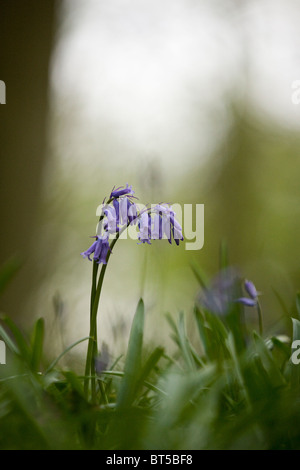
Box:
1;255;300;450
181;107;300;332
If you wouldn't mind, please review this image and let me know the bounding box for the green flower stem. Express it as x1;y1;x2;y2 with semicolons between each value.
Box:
257;300;263;336
84;199;113;398
89;260;99;399
84;218;128;401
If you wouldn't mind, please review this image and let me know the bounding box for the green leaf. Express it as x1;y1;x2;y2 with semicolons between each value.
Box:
45;336;91;375
0;323;19;355
292;317;300;341
63;371;85;398
177;312;196;371
2;316;31;361
0;257;21;296
116;298;145;409
30;318;45;373
195;307;229;362
219;239;229;271
99;370;167;396
226;332;250;405
154;364;217;434
194;306;210;359
137;347;164;389
253;331;286;388
190;262;208;289
166;312;198;370
272;287;290;317
165;312;179;336
296;293;300;318
269;336;291;360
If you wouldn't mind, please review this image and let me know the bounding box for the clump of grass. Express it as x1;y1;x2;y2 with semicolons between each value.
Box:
1;256;300;449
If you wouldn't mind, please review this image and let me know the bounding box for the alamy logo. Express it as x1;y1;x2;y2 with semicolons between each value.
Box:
0;80;6;104
0;340;6;364
95;203;204;251
291;80;300;105
291;340;300;365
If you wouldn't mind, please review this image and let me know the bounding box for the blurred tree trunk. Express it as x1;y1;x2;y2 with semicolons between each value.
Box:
0;1;57;319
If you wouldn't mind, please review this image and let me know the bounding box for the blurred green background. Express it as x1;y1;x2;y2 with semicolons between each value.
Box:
1;0;300;361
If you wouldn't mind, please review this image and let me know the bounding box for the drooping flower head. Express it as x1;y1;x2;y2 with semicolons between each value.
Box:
152;211;163;240
110;183;135;199
81;234;110;265
99;195;138;236
81;185;183;266
103;205;119;234
198;267;240;316
235;279;261;307
95;343;110;375
170;213;184;246
112;196;138;227
151;204;184;245
127;198;138;224
138;211;152;244
244;280;260;300
80;238;99;262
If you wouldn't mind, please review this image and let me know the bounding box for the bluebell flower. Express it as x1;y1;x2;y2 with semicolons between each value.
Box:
152;204;184;245
80;238;99;262
113;199;120;226
114;196;138;226
95;343;110;375
118;197;127;225
81;234;110;265
127;199;138;225
83;185;184;268
235;279;260;307
103;205;119;233
138;211;152;244
152;211;163;240
110;183;134;199
244;279;260;299
236;297;257;307
170;212;184;246
198;267;240;316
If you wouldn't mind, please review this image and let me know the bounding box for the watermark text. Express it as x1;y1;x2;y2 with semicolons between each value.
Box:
95;202;204;251
0;340;6;365
0;80;6;104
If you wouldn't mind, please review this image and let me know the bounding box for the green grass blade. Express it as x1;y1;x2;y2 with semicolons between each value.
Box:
0;257;21;296
190;262;208;289
194;306;210;359
272;287;290;317
45;336;91;375
136;347;164;390
219;239;229;271
0;323;19;355
99;371;167;396
296;293;300;319
177;312;196;371
253;331;286;388
2;316;31;361
116;298;145;409
226;332;251;406
165;312;178;336
292;317;300;340
30;318;45;373
63;371;85;398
